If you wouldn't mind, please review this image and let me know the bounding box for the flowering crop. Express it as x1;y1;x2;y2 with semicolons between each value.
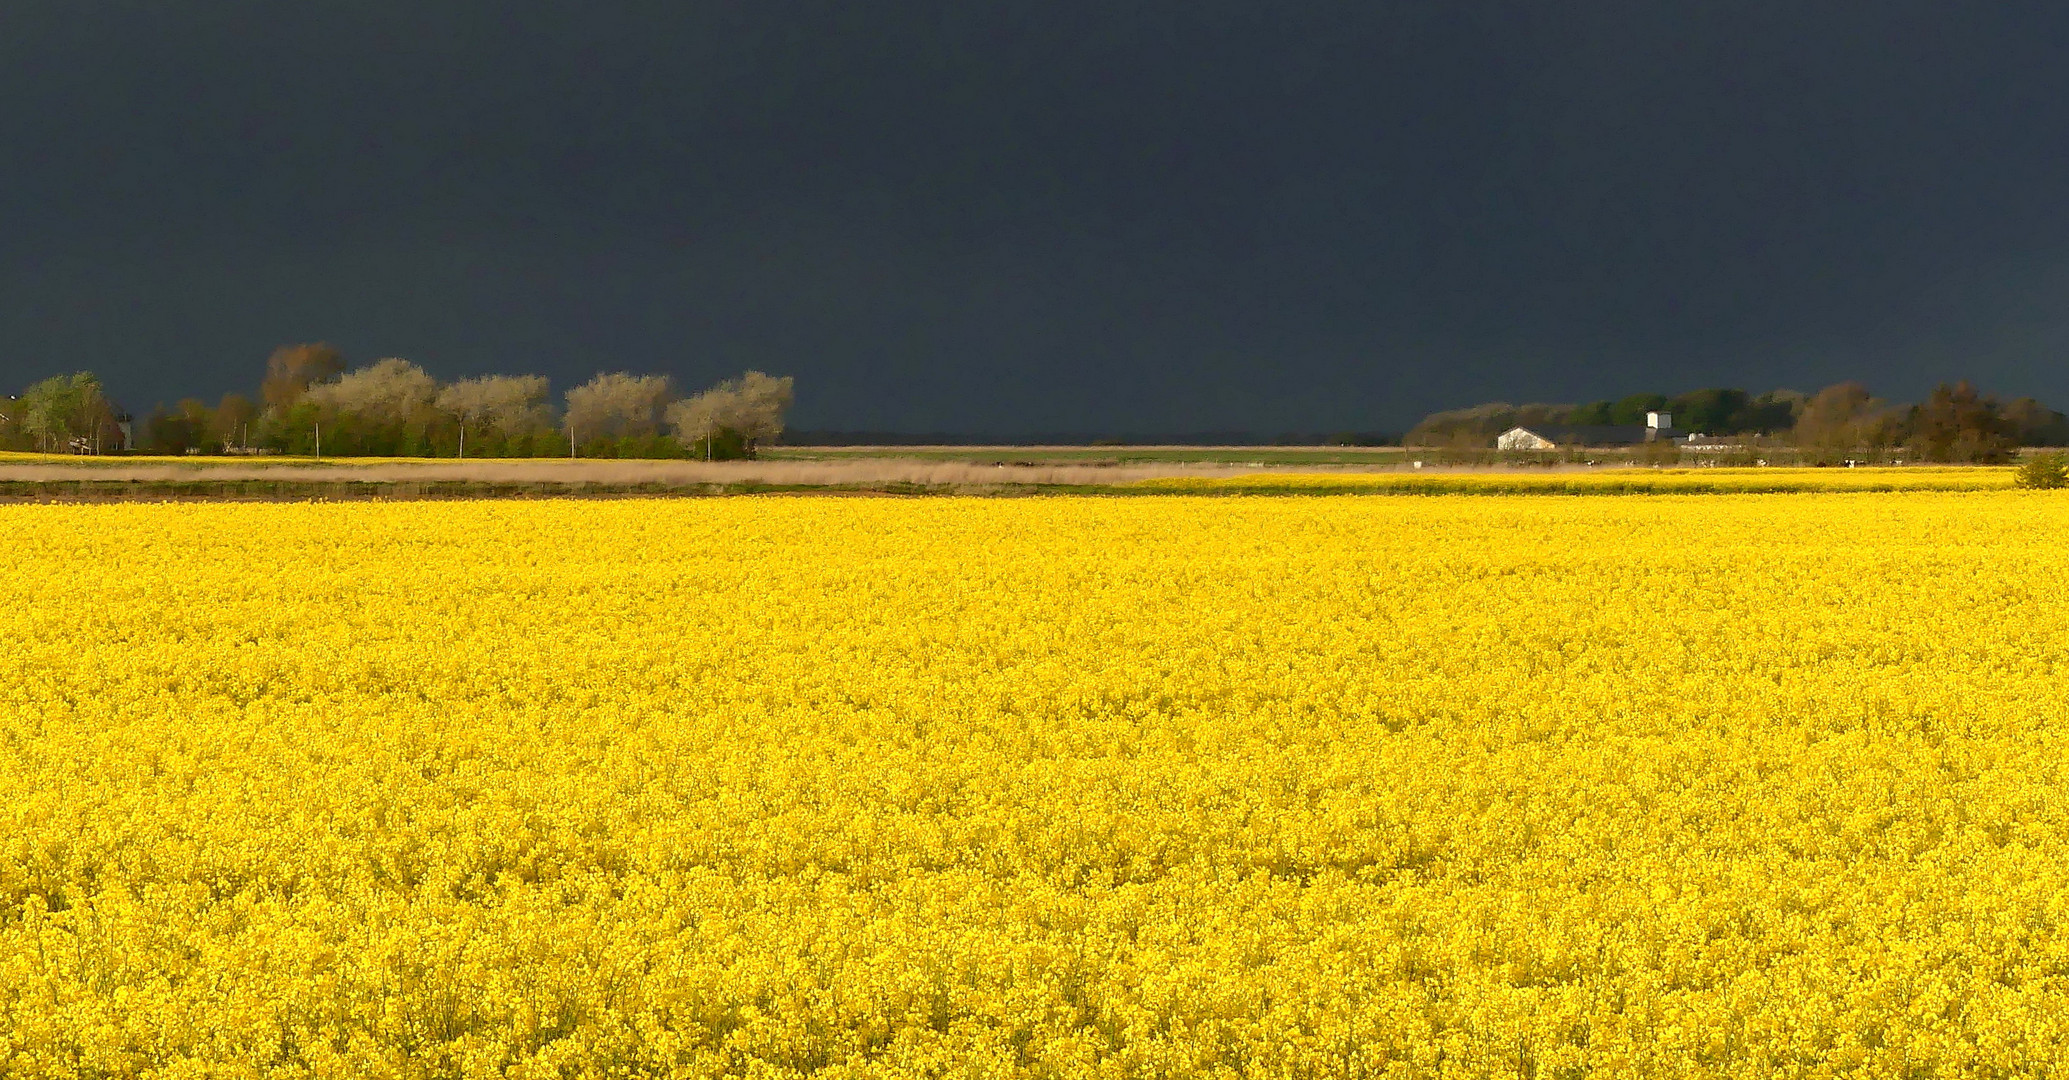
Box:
1133;466;2014;494
3;494;2068;1078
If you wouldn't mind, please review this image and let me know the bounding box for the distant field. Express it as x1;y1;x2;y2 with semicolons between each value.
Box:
0;455;1252;499
3;447;1416;467
1135;465;2020;494
0;452;2027;498
763;445;1413;466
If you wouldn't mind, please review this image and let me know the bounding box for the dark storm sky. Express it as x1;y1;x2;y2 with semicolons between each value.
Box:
4;1;2068;433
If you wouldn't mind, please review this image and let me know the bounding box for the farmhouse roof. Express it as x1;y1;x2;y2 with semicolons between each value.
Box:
1509;424;1655;446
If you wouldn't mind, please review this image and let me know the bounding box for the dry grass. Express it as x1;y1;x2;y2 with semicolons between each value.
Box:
0;456;1253;489
0;453;2021;498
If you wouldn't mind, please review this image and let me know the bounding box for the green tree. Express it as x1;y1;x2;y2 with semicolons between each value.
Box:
1668;388;1750;434
1403;402;1569;449
1607;393;1669;426
18;372;113;453
1740;390;1805;434
265;401;326;455
144;398;217;454
1567;401;1614;426
301;358;440;456
436;375;554;457
565;373;674;457
666;371;795;459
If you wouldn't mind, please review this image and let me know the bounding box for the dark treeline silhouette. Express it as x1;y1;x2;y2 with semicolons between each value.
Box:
1407;383;2069;462
10;361;2062;464
2;345;793;459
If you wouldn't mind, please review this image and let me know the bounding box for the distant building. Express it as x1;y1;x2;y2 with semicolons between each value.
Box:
1496;412;1679;450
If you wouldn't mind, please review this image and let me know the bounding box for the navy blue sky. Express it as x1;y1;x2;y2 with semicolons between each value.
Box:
4;0;2067;433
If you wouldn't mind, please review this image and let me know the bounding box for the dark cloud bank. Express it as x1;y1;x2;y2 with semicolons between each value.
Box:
4;0;2067;435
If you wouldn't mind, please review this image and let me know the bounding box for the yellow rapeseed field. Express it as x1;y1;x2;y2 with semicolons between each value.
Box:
4;494;2068;1079
1133;466;2014;494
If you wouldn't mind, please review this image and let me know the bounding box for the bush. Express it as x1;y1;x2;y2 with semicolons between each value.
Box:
574;434;692;459
686;427;752;461
2014;453;2069;489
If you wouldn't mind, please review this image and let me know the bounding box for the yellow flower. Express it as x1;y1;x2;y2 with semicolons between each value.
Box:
0;492;2064;1076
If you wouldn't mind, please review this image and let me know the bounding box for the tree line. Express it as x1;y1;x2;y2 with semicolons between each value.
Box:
0;372;129;454
1;344;793;459
1406;382;2069;462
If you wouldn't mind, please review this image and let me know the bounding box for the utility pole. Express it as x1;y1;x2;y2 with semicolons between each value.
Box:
315;421;321;461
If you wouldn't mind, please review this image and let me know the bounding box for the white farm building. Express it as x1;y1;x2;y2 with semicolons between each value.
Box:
1497;411;1680;450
